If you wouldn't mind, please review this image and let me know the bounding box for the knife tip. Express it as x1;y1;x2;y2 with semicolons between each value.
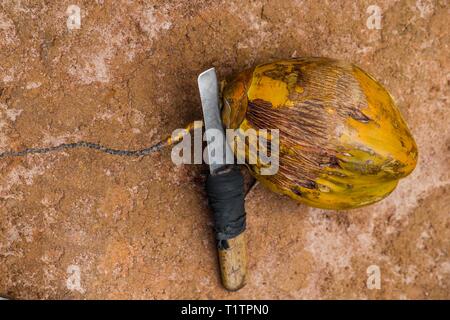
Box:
198;67;216;81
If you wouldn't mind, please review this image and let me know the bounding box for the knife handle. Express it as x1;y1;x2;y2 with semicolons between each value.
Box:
206;166;247;291
218;232;247;291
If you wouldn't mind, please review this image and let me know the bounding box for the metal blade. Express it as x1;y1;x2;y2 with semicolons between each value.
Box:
198;68;232;174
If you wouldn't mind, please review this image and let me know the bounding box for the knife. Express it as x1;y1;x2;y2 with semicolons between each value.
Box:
198;68;247;291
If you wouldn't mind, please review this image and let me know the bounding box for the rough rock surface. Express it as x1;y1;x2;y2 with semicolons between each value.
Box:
0;0;448;299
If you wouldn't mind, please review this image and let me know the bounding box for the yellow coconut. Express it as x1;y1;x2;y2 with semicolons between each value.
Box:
221;57;418;209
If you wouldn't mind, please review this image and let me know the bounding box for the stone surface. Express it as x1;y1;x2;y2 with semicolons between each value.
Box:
0;0;448;299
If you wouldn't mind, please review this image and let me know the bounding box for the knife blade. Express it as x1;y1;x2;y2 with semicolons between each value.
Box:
198;68;233;174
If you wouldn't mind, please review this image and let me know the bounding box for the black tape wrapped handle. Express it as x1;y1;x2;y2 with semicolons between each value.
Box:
206;166;246;250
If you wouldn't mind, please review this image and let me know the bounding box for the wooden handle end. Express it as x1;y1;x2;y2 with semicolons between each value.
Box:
218;232;247;291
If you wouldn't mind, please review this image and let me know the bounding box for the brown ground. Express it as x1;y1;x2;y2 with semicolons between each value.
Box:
0;0;449;299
